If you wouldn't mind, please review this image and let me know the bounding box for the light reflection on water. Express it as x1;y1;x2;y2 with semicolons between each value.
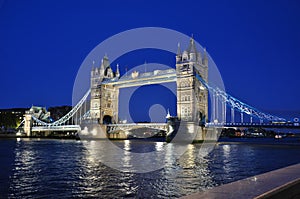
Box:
1;139;300;198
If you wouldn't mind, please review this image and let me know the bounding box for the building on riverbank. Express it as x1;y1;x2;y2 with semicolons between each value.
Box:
0;108;27;130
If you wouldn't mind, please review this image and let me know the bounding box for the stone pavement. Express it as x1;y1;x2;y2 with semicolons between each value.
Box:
181;163;300;199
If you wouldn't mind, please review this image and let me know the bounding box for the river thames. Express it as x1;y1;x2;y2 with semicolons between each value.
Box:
1;138;300;198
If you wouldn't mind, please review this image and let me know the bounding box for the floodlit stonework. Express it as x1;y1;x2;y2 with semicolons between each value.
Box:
176;37;208;123
90;37;209;125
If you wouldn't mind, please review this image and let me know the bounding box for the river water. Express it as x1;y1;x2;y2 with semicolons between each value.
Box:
1;138;300;198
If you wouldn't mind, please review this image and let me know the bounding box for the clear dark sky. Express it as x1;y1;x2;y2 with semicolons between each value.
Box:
0;0;300;117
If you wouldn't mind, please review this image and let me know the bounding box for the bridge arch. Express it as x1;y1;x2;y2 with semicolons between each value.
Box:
103;115;113;124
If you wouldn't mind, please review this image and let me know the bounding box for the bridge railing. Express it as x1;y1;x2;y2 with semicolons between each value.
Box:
206;122;299;128
30;90;91;127
32;125;81;131
107;123;168;127
194;73;286;123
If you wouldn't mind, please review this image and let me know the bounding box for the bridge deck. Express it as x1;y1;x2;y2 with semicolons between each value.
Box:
32;125;81;132
207;122;300;129
107;123;168;127
102;70;176;88
106;123;168;132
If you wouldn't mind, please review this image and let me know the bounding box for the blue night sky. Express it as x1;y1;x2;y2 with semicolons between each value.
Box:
0;0;300;120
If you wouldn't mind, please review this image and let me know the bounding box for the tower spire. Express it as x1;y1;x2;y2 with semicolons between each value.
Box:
203;47;208;66
166;109;171;119
102;54;110;69
203;47;207;57
116;64;120;78
92;60;95;71
100;58;105;77
177;42;181;55
187;35;197;53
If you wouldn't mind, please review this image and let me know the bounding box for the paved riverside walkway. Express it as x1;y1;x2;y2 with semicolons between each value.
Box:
181;163;300;199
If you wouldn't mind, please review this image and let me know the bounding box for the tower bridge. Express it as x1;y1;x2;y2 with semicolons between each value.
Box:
90;37;209;125
20;36;293;139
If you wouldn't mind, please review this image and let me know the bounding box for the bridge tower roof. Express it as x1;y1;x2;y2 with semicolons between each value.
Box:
186;35;197;53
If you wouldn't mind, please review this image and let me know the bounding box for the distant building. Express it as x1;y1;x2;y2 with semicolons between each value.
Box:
0;105;73;130
0;108;27;129
28;106;51;122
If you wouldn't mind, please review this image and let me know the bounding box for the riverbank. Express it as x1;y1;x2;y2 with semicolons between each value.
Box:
218;137;300;146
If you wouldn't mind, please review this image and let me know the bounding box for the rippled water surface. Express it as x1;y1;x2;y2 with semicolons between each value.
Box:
1;138;300;198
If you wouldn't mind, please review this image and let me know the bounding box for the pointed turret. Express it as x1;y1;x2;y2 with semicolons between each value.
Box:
100;58;105;77
103;54;110;68
202;47;208;66
166;109;171;119
92;60;95;69
187;35;197;61
116;64;120;78
187;35;197;53
176;42;182;63
91;61;95;76
177;42;181;55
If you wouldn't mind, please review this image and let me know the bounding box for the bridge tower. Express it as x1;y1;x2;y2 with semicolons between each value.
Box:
90;61;101;119
24;110;33;136
90;55;119;124
176;37;208;124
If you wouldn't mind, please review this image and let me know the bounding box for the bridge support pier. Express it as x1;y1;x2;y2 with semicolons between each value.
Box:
107;132;128;139
203;127;221;140
193;126;221;141
194;126;206;141
24;111;33;136
167;121;220;142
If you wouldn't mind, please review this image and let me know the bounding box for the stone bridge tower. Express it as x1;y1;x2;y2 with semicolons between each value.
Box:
90;55;120;124
176;37;208;124
24;111;33;136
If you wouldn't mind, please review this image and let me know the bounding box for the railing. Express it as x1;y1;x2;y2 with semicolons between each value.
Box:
195;73;286;122
107;123;167;127
106;123;168;133
32;125;81;132
31;89;90;126
206;122;300;128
